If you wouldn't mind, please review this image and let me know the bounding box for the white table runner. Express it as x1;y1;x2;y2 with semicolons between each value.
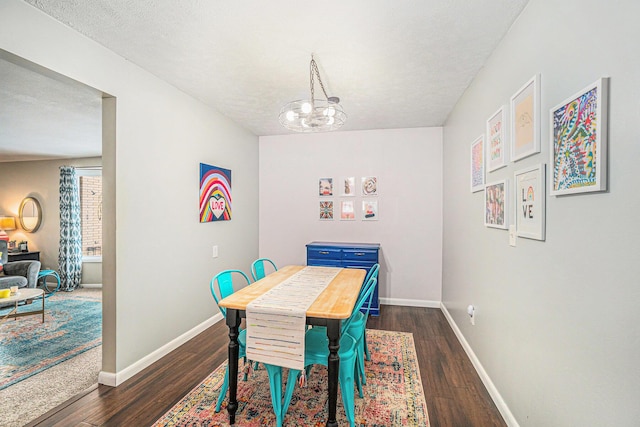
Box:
246;266;341;370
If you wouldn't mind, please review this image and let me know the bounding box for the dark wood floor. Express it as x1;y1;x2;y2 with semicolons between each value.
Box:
28;306;506;427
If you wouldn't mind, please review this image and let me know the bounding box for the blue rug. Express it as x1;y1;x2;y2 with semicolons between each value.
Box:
0;296;102;390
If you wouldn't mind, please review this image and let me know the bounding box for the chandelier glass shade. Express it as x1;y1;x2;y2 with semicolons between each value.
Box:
279;55;346;132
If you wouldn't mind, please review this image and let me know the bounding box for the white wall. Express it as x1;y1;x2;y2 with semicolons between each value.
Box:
0;157;102;284
260;128;442;305
442;0;640;425
0;1;259;376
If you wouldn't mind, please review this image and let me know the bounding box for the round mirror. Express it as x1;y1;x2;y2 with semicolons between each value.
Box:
19;197;42;233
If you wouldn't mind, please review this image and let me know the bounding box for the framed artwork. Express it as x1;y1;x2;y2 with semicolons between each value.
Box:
486;106;508;172
515;164;546;240
510;74;540;161
319;178;333;196
340;200;355;220
341;177;355;196
362;200;378;221
484;180;508;229
361;176;378;196
319;201;334;220
550;78;609;196
470;135;485;192
199;163;232;222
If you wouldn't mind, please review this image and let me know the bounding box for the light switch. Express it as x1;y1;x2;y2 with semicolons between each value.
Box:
212;245;219;258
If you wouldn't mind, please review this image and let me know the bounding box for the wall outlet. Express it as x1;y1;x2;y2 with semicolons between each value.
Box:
212;245;218;258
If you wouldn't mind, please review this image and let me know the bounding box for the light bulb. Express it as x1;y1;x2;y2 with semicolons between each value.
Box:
327;116;335;125
301;118;309;127
286;110;296;121
324;107;336;117
301;102;312;114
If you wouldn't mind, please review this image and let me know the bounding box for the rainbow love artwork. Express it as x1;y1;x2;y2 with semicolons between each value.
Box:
199;163;232;222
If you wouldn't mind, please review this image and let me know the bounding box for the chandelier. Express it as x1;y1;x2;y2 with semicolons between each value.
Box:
279;55;346;132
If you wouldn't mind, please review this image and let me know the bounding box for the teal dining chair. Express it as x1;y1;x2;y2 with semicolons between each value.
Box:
210;269;285;421
250;257;278;281
310;263;380;390
276;276;378;427
359;263;379;363
209;269;252;413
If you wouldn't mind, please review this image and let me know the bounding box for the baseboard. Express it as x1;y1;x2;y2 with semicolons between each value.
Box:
98;312;224;387
380;297;440;308
440;303;519;427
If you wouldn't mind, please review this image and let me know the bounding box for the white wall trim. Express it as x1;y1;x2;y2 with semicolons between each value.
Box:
380;297;440;308
98;313;224;387
440;303;519;427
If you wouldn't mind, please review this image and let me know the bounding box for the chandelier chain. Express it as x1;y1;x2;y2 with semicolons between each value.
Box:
310;57;330;101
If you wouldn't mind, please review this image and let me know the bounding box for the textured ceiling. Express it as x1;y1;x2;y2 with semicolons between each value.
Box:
0;53;102;162
1;0;529;161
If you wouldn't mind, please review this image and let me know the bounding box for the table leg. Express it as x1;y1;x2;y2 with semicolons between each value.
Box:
326;319;341;427
226;309;241;425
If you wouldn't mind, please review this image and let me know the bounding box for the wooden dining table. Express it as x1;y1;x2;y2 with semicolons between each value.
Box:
217;265;366;427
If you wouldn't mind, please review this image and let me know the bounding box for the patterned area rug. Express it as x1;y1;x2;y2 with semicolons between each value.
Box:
0;296;102;390
154;329;429;426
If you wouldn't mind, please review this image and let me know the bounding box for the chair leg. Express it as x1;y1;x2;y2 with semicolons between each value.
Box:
215;366;229;413
364;330;371;361
354;357;363;398
282;368;302;422
339;358;356;427
263;364;284;427
241;357;249;381
357;341;366;387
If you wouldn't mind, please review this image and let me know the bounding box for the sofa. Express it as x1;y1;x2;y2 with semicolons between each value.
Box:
0;240;41;290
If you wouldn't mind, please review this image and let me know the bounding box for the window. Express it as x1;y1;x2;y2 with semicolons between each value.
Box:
77;167;102;262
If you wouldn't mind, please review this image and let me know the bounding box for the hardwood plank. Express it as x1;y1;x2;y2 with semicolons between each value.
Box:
31;304;506;427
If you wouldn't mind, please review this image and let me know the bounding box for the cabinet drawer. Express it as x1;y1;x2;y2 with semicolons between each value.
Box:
307;247;342;261
307;258;341;267
342;249;377;262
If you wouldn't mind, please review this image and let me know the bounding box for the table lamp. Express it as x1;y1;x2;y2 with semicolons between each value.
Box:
0;216;16;241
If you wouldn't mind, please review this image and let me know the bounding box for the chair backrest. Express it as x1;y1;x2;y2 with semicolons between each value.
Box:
359;263;379;298
209;269;251;318
342;276;377;335
250;258;278;281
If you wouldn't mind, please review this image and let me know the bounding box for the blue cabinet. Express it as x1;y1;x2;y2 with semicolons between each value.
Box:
306;241;380;316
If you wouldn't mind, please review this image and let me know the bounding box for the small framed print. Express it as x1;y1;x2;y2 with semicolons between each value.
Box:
362;200;378;221
550;78;608;196
340;200;355;220
486;106;508;172
510;74;541;162
319;201;334;220
515;164;545;241
319;178;333;196
470;135;485;192
341;177;355;196
484;180;508;229
361;177;378;196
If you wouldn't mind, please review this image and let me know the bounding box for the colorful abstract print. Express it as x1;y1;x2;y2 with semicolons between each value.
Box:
552;87;598;191
199;163;232;222
319;201;333;220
